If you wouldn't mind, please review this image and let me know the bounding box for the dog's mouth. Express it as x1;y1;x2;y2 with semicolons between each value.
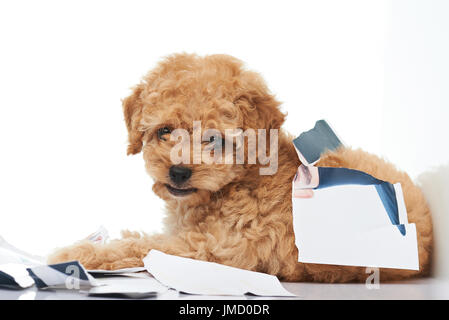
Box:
165;184;198;197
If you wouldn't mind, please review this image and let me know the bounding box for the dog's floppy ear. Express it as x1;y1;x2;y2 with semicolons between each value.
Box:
234;71;285;131
122;84;144;155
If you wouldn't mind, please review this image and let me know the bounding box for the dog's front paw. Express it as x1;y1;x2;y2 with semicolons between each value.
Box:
47;238;148;270
47;240;102;270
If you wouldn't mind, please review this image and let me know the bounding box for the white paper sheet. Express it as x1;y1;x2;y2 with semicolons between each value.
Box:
292;183;419;270
87;267;146;274
89;274;168;298
0;263;35;288
143;250;295;297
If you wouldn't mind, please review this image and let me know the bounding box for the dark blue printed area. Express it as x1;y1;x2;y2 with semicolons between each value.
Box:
26;261;89;289
293;120;342;164
316;167;405;236
26;269;48;289
49;261;89;280
0;270;20;289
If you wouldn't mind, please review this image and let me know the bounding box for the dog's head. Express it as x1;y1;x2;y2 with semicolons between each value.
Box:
122;53;284;205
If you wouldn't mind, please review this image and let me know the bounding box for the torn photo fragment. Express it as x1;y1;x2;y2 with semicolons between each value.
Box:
0;263;35;289
27;260;100;289
291;120;419;270
0;236;45;289
26;260;168;298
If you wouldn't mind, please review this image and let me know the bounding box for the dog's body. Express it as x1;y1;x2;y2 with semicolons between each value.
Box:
49;54;433;282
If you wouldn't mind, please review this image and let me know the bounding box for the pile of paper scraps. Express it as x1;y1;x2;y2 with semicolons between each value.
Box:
0;227;295;298
291;119;419;270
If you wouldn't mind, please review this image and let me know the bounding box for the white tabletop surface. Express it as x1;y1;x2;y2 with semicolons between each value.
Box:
1;278;448;300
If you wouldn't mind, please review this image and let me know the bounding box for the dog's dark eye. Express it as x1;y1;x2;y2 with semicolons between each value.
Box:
157;127;172;141
209;135;224;145
209;136;226;150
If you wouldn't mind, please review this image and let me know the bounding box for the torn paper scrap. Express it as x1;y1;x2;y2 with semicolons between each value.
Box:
0;236;45;266
85;225;109;244
292;119;343;166
89;274;168;298
292;176;419;269
0;263;35;289
27;261;99;289
143;250;295;297
0;236;45;289
110;271;154;279
87;267;146;274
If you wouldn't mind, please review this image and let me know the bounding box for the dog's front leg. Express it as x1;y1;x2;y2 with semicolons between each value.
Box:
47;227;266;273
47;232;193;270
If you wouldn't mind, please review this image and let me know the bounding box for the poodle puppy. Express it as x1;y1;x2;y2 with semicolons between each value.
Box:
48;53;433;282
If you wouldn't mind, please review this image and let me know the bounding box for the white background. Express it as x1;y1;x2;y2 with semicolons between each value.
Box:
0;0;447;257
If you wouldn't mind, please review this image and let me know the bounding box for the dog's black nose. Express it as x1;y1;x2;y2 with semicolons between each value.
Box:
169;166;192;184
